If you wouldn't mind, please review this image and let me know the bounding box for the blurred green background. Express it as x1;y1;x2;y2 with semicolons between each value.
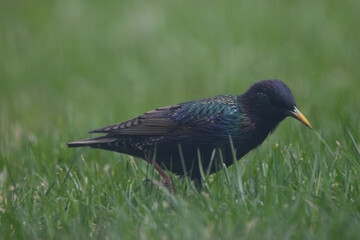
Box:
1;0;360;239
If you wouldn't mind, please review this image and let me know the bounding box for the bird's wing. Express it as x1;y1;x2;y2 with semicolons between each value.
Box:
89;95;244;138
89;105;186;135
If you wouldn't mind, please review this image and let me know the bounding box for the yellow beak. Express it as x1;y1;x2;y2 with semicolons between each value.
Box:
290;107;312;129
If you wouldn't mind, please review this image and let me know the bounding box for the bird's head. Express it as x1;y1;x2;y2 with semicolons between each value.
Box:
243;79;312;129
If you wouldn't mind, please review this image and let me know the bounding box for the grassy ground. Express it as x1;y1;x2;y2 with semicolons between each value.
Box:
1;0;360;239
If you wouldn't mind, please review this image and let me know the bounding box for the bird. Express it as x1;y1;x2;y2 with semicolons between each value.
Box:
67;79;311;195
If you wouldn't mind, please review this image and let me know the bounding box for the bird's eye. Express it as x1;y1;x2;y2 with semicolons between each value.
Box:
256;91;267;98
269;97;283;108
256;91;284;109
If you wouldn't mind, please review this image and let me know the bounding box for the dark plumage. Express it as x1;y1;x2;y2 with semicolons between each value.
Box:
68;79;311;194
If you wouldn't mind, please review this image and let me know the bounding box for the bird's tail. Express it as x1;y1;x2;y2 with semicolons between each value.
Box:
67;135;117;148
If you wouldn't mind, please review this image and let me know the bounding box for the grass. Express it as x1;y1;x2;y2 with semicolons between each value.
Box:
1;0;360;239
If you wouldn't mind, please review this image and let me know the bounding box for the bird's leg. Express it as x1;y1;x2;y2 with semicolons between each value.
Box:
147;159;175;196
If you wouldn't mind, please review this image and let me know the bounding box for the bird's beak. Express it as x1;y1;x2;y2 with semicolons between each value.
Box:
290;107;312;129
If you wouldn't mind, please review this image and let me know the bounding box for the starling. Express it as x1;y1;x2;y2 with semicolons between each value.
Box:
68;79;311;194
